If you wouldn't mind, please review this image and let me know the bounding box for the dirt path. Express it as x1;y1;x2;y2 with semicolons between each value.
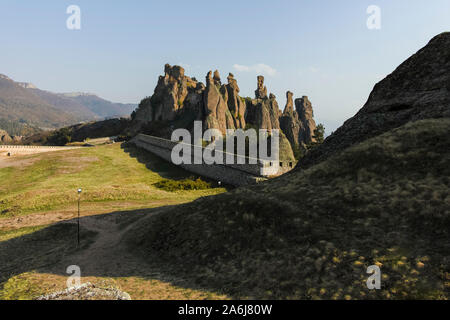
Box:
0;200;180;230
0;155;37;168
51;210;164;281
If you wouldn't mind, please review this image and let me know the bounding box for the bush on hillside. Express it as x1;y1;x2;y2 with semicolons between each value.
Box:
46;127;73;146
154;178;212;192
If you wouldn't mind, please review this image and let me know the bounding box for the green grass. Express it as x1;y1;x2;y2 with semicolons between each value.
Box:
0;225;47;242
154;178;212;192
124;118;450;300
0;143;225;218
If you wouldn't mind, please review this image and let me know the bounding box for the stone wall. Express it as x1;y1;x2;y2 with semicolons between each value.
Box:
131;134;295;186
131;134;272;186
0;145;81;156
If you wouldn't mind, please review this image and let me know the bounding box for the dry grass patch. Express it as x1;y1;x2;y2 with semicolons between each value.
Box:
0;272;229;300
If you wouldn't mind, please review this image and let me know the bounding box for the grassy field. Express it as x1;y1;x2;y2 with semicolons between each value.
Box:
1;120;448;300
0;142;228;300
0;143;225;221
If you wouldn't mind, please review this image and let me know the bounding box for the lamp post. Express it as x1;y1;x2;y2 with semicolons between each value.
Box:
77;188;82;246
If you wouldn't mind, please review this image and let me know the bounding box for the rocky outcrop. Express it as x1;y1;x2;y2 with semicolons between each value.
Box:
296;96;317;144
17;82;37;89
36;283;131;300
246;77;280;131
284;91;294;114
132;66;318;163
279;93;317;149
132;64;204;136
255;75;268;99
150;64;193;121
280;91;300;148
225;73;246;128
203;70;237;135
297;32;450;169
0;129;12;144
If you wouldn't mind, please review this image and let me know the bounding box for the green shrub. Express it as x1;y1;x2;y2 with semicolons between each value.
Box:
47;127;73;146
154;177;212;192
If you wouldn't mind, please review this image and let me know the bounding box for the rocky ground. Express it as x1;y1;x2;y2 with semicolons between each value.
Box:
36;282;131;300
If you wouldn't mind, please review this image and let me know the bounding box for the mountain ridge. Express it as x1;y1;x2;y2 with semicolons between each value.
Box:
0;74;137;134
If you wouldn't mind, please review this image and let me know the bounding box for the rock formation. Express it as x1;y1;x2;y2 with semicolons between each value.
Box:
0;129;12;144
203;70;236;135
245;79;281;132
279;93;317;149
36;283;131;300
297;31;450;169
225;73;246;128
279;92;301;148
132;64;203;136
284;91;294;114
150;64;191;121
124;33;450;300
296;96;317;144
254;75;268;99
131;66;318;162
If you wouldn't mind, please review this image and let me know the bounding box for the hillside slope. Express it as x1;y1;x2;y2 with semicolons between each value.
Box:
298;32;450;169
124;118;449;299
123;34;450;299
0;74;136;132
0;75;78;128
66;94;136;119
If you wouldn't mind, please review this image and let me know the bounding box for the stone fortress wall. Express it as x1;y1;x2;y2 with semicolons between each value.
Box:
0;145;81;156
131;134;295;186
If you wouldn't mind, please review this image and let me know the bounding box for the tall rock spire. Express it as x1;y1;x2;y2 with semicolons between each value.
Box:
255;75;268;99
295;96;317;144
283;91;294;114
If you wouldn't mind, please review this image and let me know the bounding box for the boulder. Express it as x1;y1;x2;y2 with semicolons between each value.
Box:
0;129;12;144
297;32;450;169
36;283;131;300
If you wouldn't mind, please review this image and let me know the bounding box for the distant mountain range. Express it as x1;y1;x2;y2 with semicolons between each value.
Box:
0;74;137;135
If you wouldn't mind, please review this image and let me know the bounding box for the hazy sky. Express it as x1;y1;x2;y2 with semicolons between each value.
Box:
1;0;449;132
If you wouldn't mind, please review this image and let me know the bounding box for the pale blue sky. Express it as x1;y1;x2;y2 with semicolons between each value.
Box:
1;0;449;132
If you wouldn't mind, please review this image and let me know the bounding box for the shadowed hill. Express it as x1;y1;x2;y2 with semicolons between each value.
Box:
122;33;450;299
124;118;449;299
298;32;450;170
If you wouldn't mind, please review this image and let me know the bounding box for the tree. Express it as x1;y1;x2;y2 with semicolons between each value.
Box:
306;124;325;150
47;127;72;146
292;143;306;161
312;124;325;144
